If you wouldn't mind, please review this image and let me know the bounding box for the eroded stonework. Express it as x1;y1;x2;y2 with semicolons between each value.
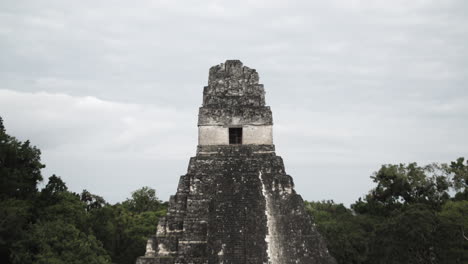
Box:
136;60;336;264
198;60;272;146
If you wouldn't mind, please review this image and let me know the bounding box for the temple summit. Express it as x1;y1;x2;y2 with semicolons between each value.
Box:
136;60;336;264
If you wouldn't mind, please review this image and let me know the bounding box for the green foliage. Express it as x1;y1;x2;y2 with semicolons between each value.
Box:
305;201;370;264
42;175;68;196
0;117;44;263
11;220;111;264
0;199;31;244
366;204;439;264
0;199;32;262
109;206;165;264
88;187;167;264
122;186;164;213
81;190;107;212
310;159;468;264
0;118;168;264
0;117;44;200
446;158;468;200
352;162;450;216
36;187;88;229
437;200;468;262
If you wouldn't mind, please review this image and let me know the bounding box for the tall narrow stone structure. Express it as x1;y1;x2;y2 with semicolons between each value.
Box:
136;60;335;264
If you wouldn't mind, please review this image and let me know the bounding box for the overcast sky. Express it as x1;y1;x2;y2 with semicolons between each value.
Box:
1;0;467;206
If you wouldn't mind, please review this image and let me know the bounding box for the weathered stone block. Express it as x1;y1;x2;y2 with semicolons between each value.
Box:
136;61;335;264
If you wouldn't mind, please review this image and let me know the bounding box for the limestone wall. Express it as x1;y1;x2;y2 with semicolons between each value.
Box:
197;60;274;146
243;125;273;145
198;126;228;145
198;125;272;145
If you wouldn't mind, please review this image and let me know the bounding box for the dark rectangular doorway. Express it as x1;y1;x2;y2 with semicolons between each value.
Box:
229;127;242;145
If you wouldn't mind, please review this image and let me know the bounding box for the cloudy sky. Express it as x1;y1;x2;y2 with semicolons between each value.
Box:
1;0;467;205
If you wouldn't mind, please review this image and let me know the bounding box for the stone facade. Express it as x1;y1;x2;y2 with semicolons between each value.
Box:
136;60;336;264
198;60;273;146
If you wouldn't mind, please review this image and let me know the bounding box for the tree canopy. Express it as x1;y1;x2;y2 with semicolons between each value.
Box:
308;161;468;264
0;117;167;264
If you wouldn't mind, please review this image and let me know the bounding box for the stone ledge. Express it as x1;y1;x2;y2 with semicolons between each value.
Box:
135;256;174;264
198;106;272;126
196;144;275;156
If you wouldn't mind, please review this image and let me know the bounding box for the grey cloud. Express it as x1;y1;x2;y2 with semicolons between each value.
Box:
0;90;197;202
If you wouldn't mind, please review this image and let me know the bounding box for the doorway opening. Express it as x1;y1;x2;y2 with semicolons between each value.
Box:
229;127;242;145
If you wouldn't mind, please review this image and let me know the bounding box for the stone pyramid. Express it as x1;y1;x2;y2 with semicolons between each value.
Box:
136;60;336;264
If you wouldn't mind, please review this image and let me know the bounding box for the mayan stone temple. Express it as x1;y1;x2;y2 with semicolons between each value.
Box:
136;60;336;264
